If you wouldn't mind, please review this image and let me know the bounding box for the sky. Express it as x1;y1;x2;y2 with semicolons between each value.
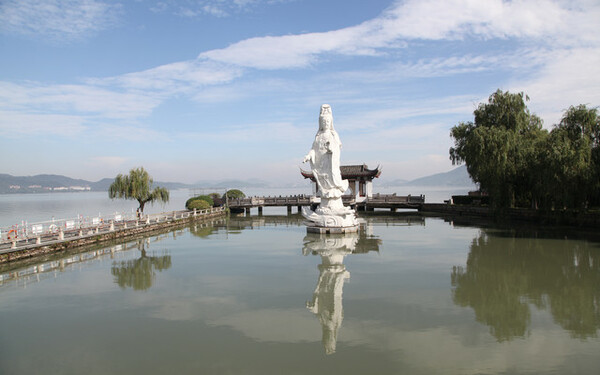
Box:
1;0;599;185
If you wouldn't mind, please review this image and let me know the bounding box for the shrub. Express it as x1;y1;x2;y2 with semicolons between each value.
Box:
187;199;211;211
185;195;214;210
195;195;214;206
223;189;246;200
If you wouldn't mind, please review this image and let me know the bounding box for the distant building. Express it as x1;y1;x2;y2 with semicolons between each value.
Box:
301;164;381;203
9;185;21;190
28;185;42;189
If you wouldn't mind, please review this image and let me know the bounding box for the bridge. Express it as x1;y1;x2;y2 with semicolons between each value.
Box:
227;194;425;214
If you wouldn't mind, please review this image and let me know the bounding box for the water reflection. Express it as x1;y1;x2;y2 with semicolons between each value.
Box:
189;222;221;238
111;239;172;291
303;224;381;354
451;229;600;341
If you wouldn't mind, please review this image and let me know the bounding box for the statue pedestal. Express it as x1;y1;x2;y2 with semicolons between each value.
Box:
306;225;359;234
302;203;359;233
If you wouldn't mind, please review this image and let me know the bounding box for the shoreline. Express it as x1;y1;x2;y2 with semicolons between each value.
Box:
420;203;600;228
0;208;227;264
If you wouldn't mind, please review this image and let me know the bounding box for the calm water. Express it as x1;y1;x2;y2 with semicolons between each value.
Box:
1;213;599;374
0;186;471;228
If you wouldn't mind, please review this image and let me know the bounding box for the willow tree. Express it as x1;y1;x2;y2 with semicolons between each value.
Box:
543;105;600;208
108;167;170;214
449;90;545;209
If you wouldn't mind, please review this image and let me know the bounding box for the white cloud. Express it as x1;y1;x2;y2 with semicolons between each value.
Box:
510;47;600;127
96;59;242;92
199;0;597;69
150;0;286;18
210;308;320;343
0;110;85;136
0;81;160;120
0;0;121;42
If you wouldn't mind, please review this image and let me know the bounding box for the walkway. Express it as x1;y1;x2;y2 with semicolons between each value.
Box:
0;207;226;262
227;194;425;214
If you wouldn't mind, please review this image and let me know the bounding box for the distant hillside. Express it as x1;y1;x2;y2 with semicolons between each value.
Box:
0;174;189;194
403;165;475;187
1;167;474;194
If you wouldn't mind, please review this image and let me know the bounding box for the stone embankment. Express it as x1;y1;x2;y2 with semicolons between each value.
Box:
420;203;600;228
0;208;227;264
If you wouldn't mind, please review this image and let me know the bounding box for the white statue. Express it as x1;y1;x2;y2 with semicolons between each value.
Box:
302;104;358;230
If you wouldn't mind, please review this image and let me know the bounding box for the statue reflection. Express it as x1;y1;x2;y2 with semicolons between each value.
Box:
303;225;381;354
111;238;172;291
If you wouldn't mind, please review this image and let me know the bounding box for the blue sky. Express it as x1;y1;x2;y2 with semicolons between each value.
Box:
1;0;599;185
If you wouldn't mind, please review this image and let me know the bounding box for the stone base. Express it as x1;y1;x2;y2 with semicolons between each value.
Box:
306;225;359;234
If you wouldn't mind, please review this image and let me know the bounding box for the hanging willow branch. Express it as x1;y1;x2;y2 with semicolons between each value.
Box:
108;167;170;213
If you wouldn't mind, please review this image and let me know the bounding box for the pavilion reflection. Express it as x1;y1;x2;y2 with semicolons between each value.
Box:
303;223;381;354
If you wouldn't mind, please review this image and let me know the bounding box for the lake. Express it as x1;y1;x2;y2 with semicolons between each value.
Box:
1;213;599;374
0;185;473;228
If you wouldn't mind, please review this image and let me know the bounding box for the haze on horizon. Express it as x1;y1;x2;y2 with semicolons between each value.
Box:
1;0;599;185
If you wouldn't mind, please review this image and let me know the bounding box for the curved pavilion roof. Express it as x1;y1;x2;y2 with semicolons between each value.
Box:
300;164;381;180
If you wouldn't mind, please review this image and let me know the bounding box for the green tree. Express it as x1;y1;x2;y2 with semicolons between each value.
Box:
187;199;211;211
223;189;246;200
185;195;214;210
450;90;546;209
108;167;170;214
544;105;600;208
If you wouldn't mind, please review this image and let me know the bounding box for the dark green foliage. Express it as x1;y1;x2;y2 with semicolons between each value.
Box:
187;199;211;211
185;195;214;209
452;230;600;341
450;90;599;210
223;189;246;200
111;243;171;291
451;195;490;206
108;167;170;213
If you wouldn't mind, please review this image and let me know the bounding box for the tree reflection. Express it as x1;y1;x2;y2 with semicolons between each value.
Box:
189;223;219;238
452;230;600;341
111;239;172;291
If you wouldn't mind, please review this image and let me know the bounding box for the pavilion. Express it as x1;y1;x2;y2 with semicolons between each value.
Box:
300;164;381;203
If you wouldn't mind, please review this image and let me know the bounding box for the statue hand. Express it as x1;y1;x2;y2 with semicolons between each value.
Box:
303;150;314;163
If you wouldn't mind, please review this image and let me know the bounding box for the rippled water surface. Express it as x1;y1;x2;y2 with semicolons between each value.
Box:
1;214;599;374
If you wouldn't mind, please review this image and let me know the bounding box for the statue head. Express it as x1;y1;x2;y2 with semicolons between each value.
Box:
319;104;334;132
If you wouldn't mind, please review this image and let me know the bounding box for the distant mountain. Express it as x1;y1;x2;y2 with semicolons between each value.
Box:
0;167;474;194
0;174;190;194
402;165;475;187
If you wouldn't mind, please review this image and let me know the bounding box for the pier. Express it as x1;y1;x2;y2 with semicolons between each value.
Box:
227;193;425;214
0;207;227;263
